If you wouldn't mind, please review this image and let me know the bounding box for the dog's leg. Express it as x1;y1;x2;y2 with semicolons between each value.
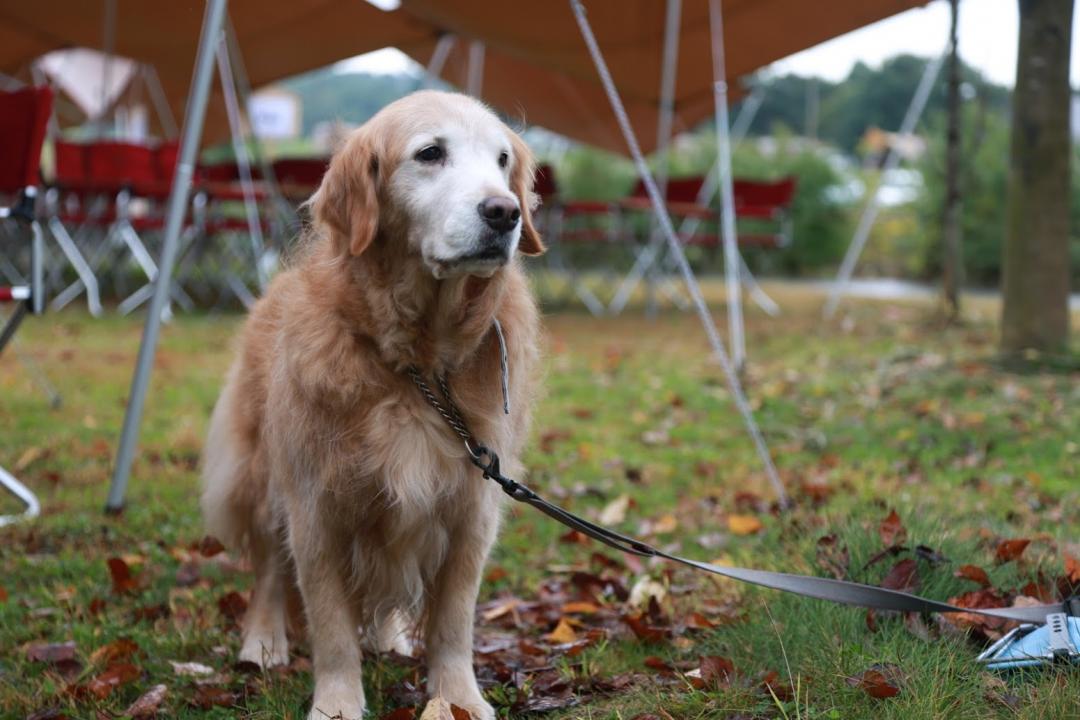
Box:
238;534;290;668
424;521;496;720
362;609;415;657
289;514;366;720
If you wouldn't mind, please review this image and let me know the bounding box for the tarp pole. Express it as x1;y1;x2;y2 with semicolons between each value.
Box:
641;0;681;317
570;0;787;506
225;18;295;233
608;86;769;316
466;40;485;97
216;30;267;291
423;34;455;88
823;49;946;319
144;65;179;138
708;0;746;370
106;0;229;513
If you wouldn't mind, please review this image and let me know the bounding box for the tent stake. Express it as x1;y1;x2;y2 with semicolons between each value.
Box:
106;0;229;513
570;0;787;506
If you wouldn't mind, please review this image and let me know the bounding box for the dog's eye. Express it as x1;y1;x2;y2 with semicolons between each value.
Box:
498;151;509;169
415;145;444;163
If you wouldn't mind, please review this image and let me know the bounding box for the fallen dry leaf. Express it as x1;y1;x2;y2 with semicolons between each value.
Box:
27;641;76;664
190;685;235;709
955;564;991;587
107;557;138;594
851;667;901;699
880;558;920;593
995;538;1031;564
727;514;763;536
599;494;630;525
169;660;214;677
89;638;139;666
545;617;579;644
1064;553;1080;583
86;662;140;699
879;510;907;547
125;684;167;718
419;697;472;720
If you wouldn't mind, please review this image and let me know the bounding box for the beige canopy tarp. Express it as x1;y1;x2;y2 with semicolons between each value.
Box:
0;0;435;142
397;0;930;152
2;0;928;152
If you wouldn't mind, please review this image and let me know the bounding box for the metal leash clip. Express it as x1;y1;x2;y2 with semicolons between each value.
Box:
978;600;1080;671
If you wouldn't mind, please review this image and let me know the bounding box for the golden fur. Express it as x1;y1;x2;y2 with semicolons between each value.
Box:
201;91;543;720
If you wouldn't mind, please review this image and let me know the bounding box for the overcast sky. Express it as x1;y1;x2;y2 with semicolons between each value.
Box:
341;0;1080;88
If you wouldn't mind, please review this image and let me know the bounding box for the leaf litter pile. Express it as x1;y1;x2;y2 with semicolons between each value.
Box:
1;297;1079;718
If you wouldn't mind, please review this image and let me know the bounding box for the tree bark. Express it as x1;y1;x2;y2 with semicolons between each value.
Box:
942;0;963;319
1001;0;1073;355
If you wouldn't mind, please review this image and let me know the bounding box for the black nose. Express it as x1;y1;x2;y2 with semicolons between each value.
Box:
478;197;521;233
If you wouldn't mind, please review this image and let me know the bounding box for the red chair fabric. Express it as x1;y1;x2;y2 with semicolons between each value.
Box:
272;157;328;187
732;177;797;218
0;86;53;194
54;141;88;188
533;164;558;202
86;142;157;194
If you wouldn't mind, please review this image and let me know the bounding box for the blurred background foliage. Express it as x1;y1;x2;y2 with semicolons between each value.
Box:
227;52;1077;285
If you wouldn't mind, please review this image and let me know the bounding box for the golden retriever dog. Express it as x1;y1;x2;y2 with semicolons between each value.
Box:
201;90;544;720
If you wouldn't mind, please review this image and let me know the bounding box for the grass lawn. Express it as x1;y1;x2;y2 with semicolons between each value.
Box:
1;285;1078;719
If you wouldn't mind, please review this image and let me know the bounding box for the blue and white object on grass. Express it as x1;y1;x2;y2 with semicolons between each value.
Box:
978;613;1080;671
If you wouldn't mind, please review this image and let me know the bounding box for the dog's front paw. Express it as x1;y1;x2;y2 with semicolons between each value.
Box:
239;635;289;669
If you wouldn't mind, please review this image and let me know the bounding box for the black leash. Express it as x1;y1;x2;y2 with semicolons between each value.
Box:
407;367;1073;625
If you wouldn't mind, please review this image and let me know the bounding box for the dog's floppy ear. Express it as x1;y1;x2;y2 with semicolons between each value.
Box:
312;129;379;257
509;132;545;256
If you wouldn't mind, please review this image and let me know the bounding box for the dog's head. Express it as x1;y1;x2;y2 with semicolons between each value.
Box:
312;90;544;279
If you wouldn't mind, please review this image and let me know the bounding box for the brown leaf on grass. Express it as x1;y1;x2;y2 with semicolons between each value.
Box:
760;670;793;701
643;656;674;673
107;557;138;594
217;591;248;621
622;613;667;642
125;684;167;718
851;667;901;699
684;611;715;630
544;617;578;644
994;538;1030;563
880;559;920;593
866;609;878;633
86;662;140;699
955;564;991;587
132;603;170;623
1064;553;1080;583
419;698;473;720
0;585;8;602
690;655;734;690
89;638;139;666
190;685;236;709
879;510;907;547
26;709;74;720
27;641;76;664
198;535;226;557
727;514;763;535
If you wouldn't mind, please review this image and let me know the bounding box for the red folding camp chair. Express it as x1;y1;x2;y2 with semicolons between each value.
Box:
0;85;52;525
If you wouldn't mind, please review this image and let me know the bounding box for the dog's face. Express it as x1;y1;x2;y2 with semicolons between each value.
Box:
313;91;544;278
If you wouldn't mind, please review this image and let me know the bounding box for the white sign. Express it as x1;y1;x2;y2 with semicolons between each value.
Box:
248;92;300;140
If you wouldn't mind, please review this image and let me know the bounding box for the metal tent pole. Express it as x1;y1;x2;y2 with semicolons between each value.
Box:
423;34;456;89
708;0;745;370
823;49;946;319
466;41;485;97
216;29;267;291
106;0;229;513
570;0;787;506
641;0;681;318
607;85;770;316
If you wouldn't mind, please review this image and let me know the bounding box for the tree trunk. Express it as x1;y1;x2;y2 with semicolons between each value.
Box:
1001;0;1073;355
942;0;963;319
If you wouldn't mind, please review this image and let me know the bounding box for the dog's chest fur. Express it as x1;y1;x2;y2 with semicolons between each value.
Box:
253;268;536;621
